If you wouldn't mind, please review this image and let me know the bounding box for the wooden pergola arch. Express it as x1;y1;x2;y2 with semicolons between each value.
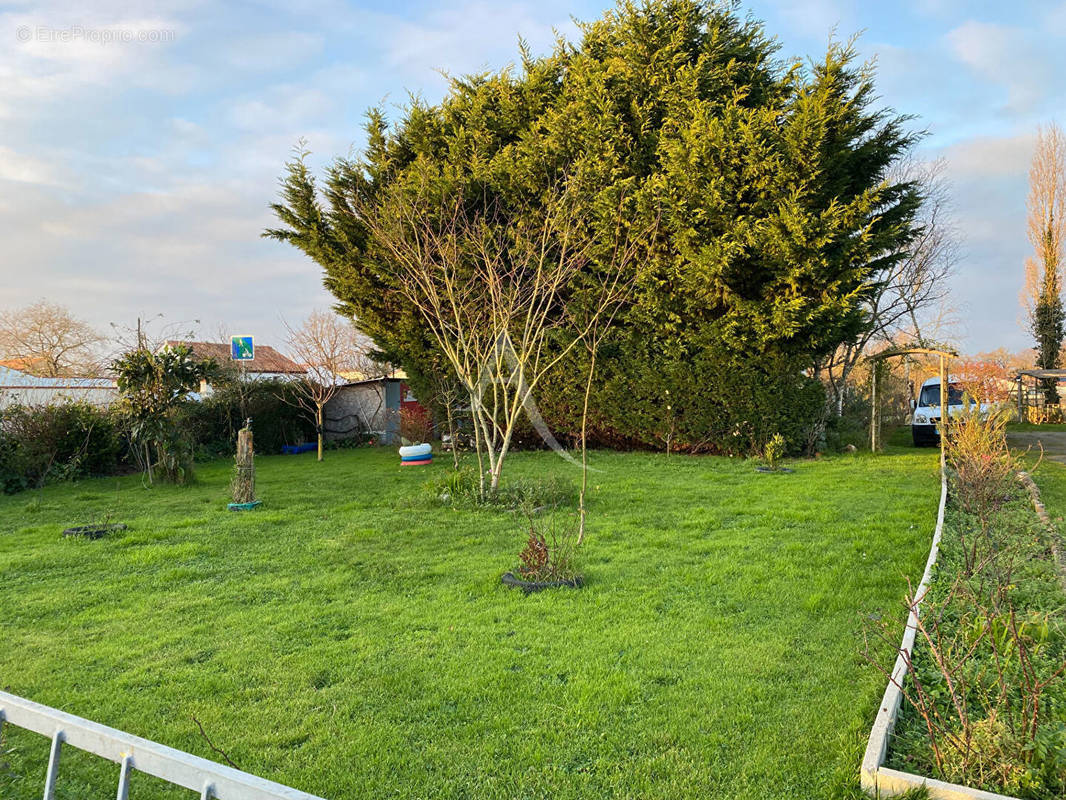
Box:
865;344;958;463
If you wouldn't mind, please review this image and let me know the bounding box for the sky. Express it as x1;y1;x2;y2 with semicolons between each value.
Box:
0;0;1063;355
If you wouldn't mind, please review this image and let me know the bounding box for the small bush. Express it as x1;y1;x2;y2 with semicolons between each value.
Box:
516;512;580;582
426;467;574;510
398;406;434;445
763;433;786;470
821;392;870;453
0;427;25;494
0;401;123;492
324;433;369;450
947;403;1019;519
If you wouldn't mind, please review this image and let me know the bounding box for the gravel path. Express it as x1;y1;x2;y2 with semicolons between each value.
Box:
1006;430;1066;464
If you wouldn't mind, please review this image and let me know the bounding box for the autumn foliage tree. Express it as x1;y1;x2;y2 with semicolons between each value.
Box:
954;360;1011;405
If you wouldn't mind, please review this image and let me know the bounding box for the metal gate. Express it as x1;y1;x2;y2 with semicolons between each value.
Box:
0;690;326;800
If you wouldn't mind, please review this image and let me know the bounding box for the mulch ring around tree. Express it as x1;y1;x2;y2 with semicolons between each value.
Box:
62;523;127;540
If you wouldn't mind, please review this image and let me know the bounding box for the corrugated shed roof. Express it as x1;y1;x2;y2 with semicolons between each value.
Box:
0;366;115;389
165;341;305;374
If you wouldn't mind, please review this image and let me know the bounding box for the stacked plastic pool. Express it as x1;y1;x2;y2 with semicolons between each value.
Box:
399;443;432;466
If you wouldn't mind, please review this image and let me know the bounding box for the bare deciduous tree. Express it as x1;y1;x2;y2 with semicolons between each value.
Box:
285;309;383;461
361;180;644;499
565;220;656;544
0;301;104;377
818;158;959;414
1022;124;1066;318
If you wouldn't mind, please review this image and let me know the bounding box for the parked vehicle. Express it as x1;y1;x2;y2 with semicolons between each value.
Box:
910;377;988;446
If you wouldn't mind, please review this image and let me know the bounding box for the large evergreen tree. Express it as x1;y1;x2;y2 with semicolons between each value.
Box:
266;0;922;454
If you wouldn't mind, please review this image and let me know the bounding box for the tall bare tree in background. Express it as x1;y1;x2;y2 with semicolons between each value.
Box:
818;158;959;414
1022;123;1066;404
285;309;385;461
0;301;104;377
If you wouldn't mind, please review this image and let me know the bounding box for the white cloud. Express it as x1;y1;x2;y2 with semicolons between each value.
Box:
945;20;1053;113
939;131;1036;179
376;0;578;87
0;10;190;120
222;31;323;72
0;174;334;343
0;145;65;185
227;86;332;131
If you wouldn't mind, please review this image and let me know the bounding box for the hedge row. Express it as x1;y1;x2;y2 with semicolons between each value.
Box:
0;381;319;494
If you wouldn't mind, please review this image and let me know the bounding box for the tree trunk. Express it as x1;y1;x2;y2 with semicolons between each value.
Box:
490;435;509;492
233;426;255;503
446;401;458;470
316;404;324;462
468;390;487;500
577;347;596;547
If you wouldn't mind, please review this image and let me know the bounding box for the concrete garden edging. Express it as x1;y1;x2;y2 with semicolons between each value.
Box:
859;469;1023;800
1017;470;1066;593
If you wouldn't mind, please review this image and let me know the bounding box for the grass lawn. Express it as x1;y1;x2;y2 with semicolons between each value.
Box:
0;440;942;799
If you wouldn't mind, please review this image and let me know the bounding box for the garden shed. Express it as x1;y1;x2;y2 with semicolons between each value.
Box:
323;377;427;444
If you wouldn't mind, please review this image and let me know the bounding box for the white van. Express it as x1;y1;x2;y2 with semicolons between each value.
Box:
911;377;967;447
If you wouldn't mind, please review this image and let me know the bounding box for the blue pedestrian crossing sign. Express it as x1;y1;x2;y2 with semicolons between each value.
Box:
231;336;254;361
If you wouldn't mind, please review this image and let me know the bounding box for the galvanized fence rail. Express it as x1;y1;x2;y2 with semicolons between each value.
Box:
0;690;327;800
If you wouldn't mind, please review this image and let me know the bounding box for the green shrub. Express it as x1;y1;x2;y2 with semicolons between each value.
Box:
324;433;370;450
426;467;575;510
763;433;786;470
0;401;124;492
0;427;25;494
821;404;868;453
182;380;316;459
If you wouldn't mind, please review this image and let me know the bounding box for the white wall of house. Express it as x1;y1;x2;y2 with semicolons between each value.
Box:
0;368;117;409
